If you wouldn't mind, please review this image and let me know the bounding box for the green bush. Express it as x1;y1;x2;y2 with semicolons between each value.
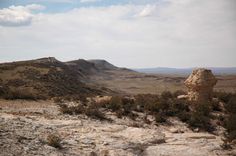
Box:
155;112;166;123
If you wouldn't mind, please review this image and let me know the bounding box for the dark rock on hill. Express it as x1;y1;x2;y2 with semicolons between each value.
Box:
66;59;99;76
88;59;118;70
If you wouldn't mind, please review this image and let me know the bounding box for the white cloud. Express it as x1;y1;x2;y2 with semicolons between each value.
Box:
0;4;44;27
0;0;236;67
138;4;156;17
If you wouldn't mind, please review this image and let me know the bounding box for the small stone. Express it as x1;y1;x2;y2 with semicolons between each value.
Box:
65;139;78;145
177;95;188;100
170;128;184;133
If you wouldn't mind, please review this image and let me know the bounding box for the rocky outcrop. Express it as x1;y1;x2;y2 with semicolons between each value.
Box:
184;68;217;103
1;100;235;156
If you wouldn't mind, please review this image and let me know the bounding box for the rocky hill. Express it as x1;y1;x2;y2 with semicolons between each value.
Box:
0;57;124;100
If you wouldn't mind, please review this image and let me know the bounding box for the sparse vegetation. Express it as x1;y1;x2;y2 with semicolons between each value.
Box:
85;105;108;120
213;91;234;103
0;58;105;101
56;89;236;134
224;96;236;144
58;101;109;121
47;134;62;149
58;103;85;115
58;90;213;131
1;87;46;100
187;102;214;132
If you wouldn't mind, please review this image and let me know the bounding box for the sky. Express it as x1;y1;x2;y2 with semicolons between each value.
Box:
0;0;236;68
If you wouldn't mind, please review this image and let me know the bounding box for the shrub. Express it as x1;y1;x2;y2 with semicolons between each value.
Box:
53;97;64;103
160;91;173;100
0;85;7;97
47;134;62;149
58;103;84;115
211;99;221;111
4;89;37;100
155;112;166;123
213;92;233;103
167;98;189;116
177;111;190;122
224;96;236;142
225;96;236;114
107;96;122;111
187;102;214;132
85;105;108;121
58;102;108;121
134;94;160;112
6;79;26;87
102;96;137;120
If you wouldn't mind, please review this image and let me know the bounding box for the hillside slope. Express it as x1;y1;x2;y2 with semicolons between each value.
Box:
0;57;112;100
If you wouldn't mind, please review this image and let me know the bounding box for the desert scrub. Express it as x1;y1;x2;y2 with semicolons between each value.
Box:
106;96;122;111
3;89;37;100
58;103;85;115
85;104;108;121
47;134;62;149
187;102;215;132
58;102;109;121
134;94;160;112
224;96;236;143
0;87;47;100
213;91;235;103
154;112;166;123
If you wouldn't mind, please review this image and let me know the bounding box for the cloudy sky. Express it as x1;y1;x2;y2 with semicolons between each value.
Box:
0;0;236;68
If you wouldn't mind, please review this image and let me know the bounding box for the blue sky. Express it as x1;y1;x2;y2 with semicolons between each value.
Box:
0;0;236;68
0;0;159;12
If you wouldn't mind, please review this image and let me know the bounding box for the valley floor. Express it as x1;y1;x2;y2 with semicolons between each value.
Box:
0;100;235;156
90;70;236;94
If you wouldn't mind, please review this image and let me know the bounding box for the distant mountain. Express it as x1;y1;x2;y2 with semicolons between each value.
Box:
134;67;236;75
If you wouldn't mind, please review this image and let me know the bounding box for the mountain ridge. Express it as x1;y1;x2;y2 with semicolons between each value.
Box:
0;57;122;100
134;67;236;75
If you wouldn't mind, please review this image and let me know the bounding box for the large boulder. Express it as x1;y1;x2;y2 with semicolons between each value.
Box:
184;68;217;103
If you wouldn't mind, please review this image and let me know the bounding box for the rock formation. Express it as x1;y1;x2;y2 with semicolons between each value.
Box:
184;68;217;103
